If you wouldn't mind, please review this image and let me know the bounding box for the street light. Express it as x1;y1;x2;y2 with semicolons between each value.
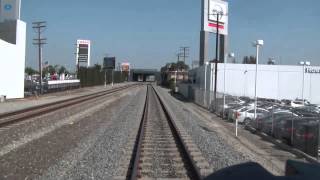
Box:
204;61;209;107
223;52;238;136
253;40;264;119
299;61;311;105
223;52;234;116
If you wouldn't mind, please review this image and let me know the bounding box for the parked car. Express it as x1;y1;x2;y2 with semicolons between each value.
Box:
281;99;306;107
298;106;320;114
292;120;320;157
219;103;241;119
292;107;320;117
258;111;298;134
291;100;305;107
237;96;251;104
227;106;248;122
281;99;292;106
273;117;316;145
234;108;269;124
295;98;311;105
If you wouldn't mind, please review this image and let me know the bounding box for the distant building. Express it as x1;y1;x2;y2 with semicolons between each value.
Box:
0;0;26;99
186;63;320;104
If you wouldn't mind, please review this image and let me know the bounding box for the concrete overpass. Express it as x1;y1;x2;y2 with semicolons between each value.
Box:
130;69;160;82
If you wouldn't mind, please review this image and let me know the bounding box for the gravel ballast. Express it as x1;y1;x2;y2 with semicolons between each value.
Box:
154;86;252;172
0;86;146;179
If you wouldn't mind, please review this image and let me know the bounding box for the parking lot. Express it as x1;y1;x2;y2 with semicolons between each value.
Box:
212;94;320;159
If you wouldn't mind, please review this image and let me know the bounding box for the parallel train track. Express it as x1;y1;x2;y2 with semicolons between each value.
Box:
0;84;138;128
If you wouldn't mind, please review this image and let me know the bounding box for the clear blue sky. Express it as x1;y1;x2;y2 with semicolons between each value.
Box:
21;0;320;71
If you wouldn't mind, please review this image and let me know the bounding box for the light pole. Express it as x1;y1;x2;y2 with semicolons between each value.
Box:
299;61;310;105
253;40;264;119
223;52;234;117
204;61;209;107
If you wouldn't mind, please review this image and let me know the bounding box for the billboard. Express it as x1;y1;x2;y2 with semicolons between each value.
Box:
121;62;130;72
203;0;228;35
103;57;116;69
0;0;20;22
76;39;91;67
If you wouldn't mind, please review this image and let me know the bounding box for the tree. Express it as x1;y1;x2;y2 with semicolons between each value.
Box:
93;64;102;71
58;66;68;74
25;67;38;75
176;61;189;71
267;58;275;65
242;56;256;64
161;61;189;73
43;65;56;77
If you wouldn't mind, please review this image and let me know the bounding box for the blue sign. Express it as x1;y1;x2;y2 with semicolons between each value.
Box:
4;4;12;11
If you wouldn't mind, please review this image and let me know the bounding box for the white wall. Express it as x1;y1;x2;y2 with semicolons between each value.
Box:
0;20;26;99
197;63;320;104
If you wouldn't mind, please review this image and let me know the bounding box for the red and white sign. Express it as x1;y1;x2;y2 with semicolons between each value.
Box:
76;39;91;67
77;39;90;44
203;0;228;35
121;62;130;72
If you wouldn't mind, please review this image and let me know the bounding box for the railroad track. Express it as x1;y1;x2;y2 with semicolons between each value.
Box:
0;84;138;128
127;85;211;180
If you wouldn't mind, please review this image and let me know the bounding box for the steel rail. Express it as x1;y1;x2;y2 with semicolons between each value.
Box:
0;84;139;128
128;85;149;180
129;85;201;180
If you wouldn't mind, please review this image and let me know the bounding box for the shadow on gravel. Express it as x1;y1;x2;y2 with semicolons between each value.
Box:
169;91;190;102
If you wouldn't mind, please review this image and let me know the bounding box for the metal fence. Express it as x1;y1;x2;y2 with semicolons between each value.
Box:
210;92;320;159
181;85;320;159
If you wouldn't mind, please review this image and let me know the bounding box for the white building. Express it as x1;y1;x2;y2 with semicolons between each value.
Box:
0;0;26;99
185;63;320;104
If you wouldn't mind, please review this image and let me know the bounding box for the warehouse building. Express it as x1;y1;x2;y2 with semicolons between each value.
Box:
0;0;26;99
180;63;320;104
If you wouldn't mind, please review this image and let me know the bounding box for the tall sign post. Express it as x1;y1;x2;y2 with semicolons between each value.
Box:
121;62;131;81
200;0;228;108
103;57;116;87
76;39;91;74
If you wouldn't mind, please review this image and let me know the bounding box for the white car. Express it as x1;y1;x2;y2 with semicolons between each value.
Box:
228;106;249;121
290;101;304;107
235;108;269;124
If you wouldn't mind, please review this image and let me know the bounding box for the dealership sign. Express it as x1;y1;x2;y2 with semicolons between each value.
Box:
305;68;320;74
121;62;130;72
203;0;228;35
76;39;91;67
0;0;20;22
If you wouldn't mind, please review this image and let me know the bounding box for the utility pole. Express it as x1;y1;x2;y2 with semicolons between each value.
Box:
32;21;47;94
179;47;190;63
176;53;181;63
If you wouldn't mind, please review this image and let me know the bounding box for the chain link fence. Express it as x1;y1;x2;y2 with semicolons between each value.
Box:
210;92;320;159
179;84;320;159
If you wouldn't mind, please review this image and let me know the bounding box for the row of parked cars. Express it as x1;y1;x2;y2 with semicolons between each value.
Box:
213;97;320;158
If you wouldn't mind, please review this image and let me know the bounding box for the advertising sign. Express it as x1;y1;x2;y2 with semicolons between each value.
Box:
203;0;228;35
103;57;116;69
121;62;130;72
0;0;20;22
76;39;91;67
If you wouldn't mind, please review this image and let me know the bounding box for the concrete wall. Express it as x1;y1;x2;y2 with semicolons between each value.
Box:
0;20;26;99
193;63;320;104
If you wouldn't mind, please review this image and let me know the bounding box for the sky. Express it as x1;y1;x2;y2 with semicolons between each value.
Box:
21;0;320;71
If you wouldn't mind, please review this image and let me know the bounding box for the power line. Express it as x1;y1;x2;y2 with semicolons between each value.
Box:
32;21;47;94
179;47;190;63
